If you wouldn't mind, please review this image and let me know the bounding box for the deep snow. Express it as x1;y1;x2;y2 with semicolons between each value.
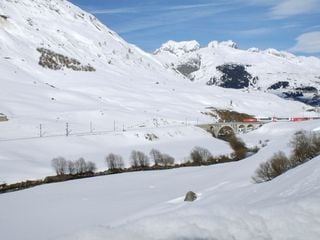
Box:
1;1;320;240
0;121;320;240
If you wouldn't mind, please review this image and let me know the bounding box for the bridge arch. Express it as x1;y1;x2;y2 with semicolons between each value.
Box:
247;124;254;131
238;124;246;133
217;126;235;137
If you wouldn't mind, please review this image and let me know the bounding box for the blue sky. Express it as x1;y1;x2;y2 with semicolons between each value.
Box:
70;0;320;56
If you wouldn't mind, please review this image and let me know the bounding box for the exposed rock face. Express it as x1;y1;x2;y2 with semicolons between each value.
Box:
184;191;197;202
0;113;8;122
176;55;201;79
295;86;318;94
207;63;255;89
37;48;95;71
268;81;290;90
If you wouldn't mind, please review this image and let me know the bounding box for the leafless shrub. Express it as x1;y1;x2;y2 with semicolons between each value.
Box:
130;150;150;168
51;157;68;175
190;147;212;165
253;151;289;183
290;131;320;167
150;149;175;167
74;158;87;174
228;135;248;160
67;160;76;175
106;153;124;171
86;161;97;173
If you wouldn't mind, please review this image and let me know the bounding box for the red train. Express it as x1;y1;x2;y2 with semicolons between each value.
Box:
243;117;317;123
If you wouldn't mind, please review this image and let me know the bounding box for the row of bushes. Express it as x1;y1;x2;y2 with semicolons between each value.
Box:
1;136;257;193
105;149;176;172
253;131;320;183
51;157;96;176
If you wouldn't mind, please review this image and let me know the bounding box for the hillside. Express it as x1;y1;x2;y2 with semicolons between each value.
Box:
0;0;315;183
1;1;320;240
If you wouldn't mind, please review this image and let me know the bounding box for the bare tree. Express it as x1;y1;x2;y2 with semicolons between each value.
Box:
253;151;289;183
51;157;68;175
67;160;76;175
290;131;320;167
130;150;149;168
74;158;87;174
160;153;175;166
149;149;175;167
106;153;124;171
86;161;97;173
190;147;212;165
150;149;162;166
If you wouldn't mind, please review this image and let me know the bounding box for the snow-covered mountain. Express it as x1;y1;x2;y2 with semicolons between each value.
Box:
1;1;320;240
154;40;320;105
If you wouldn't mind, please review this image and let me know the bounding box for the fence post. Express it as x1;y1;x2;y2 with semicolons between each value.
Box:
66;122;69;136
90;121;93;133
39;124;42;137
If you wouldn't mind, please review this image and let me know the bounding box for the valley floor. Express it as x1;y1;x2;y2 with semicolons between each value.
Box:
0;121;320;240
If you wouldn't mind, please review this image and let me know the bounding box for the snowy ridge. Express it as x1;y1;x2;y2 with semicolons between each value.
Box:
154;40;200;56
154;39;320;91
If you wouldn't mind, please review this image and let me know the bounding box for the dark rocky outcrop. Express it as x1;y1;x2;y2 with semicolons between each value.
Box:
0;15;9;20
295;86;318;94
268;81;290;90
37;48;96;72
0;113;8;122
207;63;256;89
184;191;197;202
176;55;201;79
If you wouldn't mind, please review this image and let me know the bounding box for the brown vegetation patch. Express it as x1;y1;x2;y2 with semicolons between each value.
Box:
202;107;254;122
37;48;96;72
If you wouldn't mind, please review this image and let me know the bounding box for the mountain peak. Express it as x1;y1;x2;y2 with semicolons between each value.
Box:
208;40;238;49
154;40;200;56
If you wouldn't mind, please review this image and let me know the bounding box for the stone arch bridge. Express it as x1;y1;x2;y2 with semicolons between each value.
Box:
197;122;263;137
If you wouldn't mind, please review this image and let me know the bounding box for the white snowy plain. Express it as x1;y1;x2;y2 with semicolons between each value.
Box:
0;1;320;239
1;121;320;240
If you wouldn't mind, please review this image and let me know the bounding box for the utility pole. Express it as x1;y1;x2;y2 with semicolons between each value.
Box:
39;124;43;137
66;122;69;136
114;120;116;132
90;121;93;133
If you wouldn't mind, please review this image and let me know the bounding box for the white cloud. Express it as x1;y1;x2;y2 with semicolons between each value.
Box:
91;7;138;14
290;31;320;53
236;27;274;36
90;2;230;15
91;3;236;34
270;0;320;18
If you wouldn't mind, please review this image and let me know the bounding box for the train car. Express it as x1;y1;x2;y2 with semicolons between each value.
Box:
243;118;258;122
292;117;309;122
274;117;290;122
257;117;273;122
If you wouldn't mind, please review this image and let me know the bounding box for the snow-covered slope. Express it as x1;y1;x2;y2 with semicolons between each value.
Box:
1;0;316;183
154;40;320;103
1;121;320;240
